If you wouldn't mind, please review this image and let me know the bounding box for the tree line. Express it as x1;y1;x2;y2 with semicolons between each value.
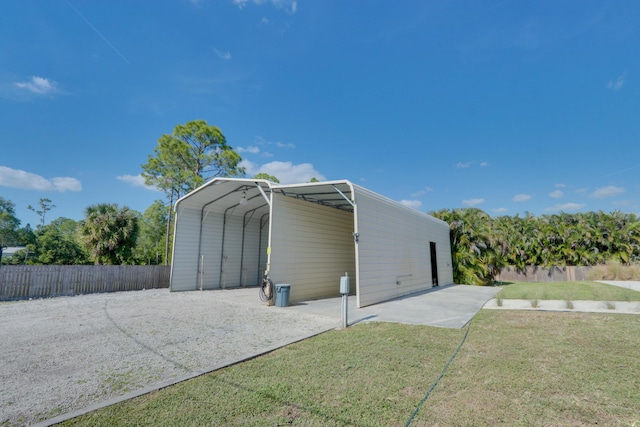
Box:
0;120;228;265
432;208;640;285
0;197;169;266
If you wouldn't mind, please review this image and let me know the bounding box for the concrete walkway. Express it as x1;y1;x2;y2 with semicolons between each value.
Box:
483;299;640;313
286;284;501;328
597;280;640;292
483;281;640;314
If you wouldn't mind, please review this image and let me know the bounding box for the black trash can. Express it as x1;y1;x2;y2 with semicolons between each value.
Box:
275;284;291;307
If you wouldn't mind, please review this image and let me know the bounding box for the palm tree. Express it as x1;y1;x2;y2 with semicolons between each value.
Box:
78;203;139;265
433;208;503;285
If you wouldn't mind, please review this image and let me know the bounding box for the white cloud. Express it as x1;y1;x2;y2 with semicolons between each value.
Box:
239;159;258;176
254;136;295;150
607;72;626;91
463;198;485;207
213;48;231;60
548;190;564;198
555;183;566;188
399;200;422;210
0;166;50;190
116;174;159;191
545;203;586;212
512;194;532;202
456;161;489;169
237;146;261;154
240;160;324;184
493;207;508;214
275;141;296;149
0;166;81;192
411;187;433;197
233;0;297;14
51;177;82;192
14;76;58;95
590;185;625;199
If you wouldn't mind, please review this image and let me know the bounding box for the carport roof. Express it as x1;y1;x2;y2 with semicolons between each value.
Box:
271;181;355;212
174;178;356;216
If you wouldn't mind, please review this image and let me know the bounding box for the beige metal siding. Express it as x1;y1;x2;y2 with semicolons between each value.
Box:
269;194;355;303
170;206;201;291
216;215;242;288
354;187;453;308
199;210;224;289
238;213;263;287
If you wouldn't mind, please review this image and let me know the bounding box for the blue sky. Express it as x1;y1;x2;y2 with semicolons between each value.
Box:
1;0;639;226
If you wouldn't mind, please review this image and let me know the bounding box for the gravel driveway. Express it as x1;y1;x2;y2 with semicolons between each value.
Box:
0;288;339;426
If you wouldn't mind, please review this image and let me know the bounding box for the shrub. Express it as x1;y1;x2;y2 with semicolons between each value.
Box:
587;262;640;281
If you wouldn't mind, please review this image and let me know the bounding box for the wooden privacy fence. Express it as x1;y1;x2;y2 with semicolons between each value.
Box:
0;265;171;301
496;266;592;283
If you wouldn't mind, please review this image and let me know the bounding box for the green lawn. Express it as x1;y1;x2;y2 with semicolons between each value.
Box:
495;280;640;301
63;310;640;427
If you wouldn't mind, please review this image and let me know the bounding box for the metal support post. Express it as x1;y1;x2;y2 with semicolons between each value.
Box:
340;272;350;329
341;293;348;329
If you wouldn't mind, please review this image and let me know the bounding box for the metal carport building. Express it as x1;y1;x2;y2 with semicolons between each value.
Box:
169;178;453;308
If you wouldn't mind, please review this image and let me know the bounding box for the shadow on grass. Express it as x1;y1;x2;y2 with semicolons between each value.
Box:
489;281;514;287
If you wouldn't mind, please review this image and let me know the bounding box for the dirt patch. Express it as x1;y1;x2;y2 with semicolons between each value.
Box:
0;288;338;426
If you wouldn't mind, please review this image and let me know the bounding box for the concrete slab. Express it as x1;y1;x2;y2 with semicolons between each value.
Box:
597;280;640;293
285;284;501;329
